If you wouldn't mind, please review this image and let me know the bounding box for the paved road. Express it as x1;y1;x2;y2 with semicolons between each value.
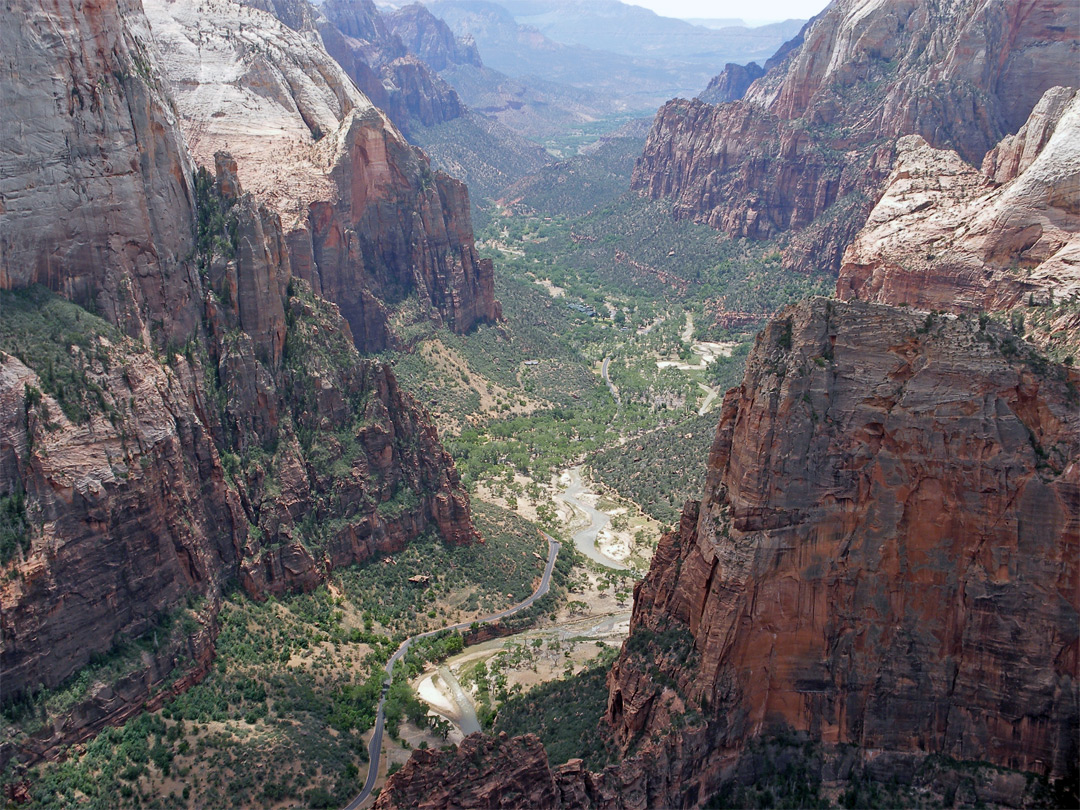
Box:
343;535;561;810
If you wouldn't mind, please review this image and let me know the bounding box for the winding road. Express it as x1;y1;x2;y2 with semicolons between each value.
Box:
343;534;561;810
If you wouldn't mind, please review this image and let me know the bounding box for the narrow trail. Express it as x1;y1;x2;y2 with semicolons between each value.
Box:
343;536;561;810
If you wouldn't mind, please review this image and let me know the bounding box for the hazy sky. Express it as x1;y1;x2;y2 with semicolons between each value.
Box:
629;0;830;24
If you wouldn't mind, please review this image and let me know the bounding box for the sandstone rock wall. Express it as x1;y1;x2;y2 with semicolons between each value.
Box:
632;0;1080;273
320;0;471;134
0;0;481;769
386;2;483;72
838;87;1080;312
145;0;499;349
0;344;245;700
0;0;202;344
696;62;764;105
609;298;1080;781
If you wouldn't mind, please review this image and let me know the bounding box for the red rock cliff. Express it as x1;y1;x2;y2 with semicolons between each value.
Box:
0;0;479;770
608;298;1079;788
632;0;1080;272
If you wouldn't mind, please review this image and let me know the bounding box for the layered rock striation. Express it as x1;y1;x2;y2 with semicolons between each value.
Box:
838;87;1080;327
632;0;1080;272
608;298;1079;787
144;0;499;349
0;0;482;769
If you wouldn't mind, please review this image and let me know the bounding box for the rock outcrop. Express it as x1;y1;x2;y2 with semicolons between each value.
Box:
375;733;571;810
0;0;479;771
386;2;483;72
608;298;1079;790
143;0;499;350
0;340;243;701
838;87;1080;337
696;62;764;105
632;0;1080;273
318;0;470;134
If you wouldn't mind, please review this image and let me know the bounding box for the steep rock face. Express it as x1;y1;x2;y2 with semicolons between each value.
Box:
234;281;477;600
838;87;1080;320
386;2;483;71
696;62;764;105
0;0;479;769
144;0;499;349
608;297;1080;782
382;56;467;130
632;0;1080;272
0;162;476;768
0;0;202;344
0;339;245;703
319;0;470;134
634;96;892;247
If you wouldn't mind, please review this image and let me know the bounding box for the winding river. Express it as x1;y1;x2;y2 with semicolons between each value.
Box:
556;466;629;571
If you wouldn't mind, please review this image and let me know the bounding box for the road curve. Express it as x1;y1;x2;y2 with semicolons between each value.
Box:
343;535;562;810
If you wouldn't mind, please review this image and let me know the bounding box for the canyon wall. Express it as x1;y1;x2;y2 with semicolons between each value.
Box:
0;0;485;768
145;0;499;350
608;298;1079;788
378;299;1079;808
0;0;202;345
632;0;1080;272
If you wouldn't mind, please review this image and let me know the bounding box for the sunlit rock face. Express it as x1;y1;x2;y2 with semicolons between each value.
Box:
145;0;499;351
0;0;203;344
632;0;1080;273
609;297;1079;787
839;87;1080;321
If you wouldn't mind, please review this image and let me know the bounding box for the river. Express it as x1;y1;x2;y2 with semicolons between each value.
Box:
556;466;629;571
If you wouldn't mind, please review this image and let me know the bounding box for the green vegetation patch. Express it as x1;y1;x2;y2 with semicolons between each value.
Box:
588;412;722;524
329;502;548;636
0;487;30;566
493;646;619;770
0;286;122;423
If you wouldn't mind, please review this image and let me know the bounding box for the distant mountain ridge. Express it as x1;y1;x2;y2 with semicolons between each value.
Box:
423;0;803;112
497;0;805;66
633;0;1080;273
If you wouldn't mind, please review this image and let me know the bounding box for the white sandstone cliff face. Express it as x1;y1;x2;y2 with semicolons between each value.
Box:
143;0;499;346
838;87;1080;333
0;0;202;344
142;0;376;225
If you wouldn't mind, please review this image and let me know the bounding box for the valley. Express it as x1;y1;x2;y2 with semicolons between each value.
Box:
1;0;1077;808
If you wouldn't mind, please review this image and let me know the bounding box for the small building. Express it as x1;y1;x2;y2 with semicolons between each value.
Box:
408;574;431;587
